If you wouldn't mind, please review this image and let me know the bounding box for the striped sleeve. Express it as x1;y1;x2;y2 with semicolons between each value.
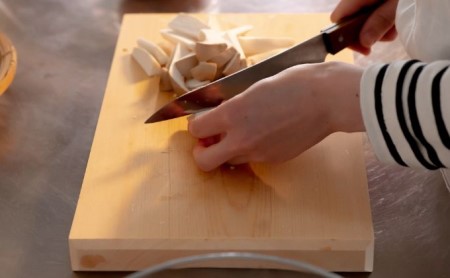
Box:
360;60;450;169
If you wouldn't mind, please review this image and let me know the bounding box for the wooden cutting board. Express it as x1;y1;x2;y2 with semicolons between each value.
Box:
69;13;374;272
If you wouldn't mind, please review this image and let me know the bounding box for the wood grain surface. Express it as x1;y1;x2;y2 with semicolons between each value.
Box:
69;13;373;272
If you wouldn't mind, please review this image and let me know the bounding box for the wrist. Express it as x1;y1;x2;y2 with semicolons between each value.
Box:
320;62;365;134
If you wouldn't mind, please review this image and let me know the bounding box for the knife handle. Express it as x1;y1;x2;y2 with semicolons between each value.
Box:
321;6;376;55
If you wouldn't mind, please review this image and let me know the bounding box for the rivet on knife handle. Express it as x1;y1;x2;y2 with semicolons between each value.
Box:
321;7;375;55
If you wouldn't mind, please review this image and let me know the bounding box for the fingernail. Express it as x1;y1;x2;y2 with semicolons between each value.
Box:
187;114;195;122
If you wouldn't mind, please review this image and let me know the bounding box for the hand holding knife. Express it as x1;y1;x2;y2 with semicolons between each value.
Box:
145;6;377;124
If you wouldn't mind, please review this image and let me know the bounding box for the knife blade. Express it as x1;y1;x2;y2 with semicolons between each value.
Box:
146;9;372;124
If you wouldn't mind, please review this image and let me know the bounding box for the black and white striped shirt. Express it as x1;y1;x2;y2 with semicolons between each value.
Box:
360;0;449;169
361;61;450;169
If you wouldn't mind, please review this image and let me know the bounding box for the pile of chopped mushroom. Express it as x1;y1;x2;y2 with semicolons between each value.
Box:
132;14;296;95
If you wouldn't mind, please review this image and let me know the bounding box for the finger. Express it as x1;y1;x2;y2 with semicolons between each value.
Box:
330;0;379;23
227;155;249;165
199;134;222;147
380;26;397;41
192;140;234;172
359;0;398;48
348;44;371;55
347;22;396;55
187;107;228;139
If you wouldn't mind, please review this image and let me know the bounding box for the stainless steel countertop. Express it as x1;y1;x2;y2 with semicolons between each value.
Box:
0;0;449;277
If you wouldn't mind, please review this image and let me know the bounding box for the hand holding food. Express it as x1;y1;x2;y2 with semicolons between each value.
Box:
188;62;365;171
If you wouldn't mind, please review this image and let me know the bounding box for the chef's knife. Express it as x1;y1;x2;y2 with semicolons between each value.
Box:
146;9;373;124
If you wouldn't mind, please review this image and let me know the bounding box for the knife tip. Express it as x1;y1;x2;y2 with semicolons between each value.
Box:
144;113;171;124
144;117;158;124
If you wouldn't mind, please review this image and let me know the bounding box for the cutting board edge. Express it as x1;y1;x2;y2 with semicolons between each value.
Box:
69;237;374;272
69;237;374;249
70;245;374;272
